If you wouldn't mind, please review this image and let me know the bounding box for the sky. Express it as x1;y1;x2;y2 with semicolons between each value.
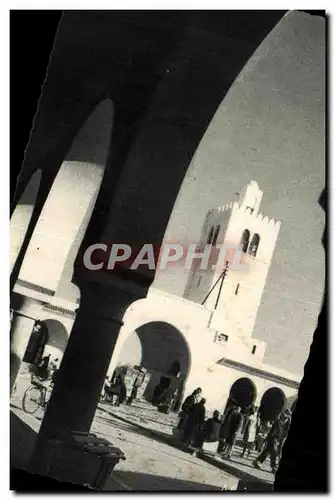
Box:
153;11;325;376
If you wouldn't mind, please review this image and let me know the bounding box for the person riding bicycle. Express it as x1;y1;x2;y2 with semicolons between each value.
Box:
31;354;51;382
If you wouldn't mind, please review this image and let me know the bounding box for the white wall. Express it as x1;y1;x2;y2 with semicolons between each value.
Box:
18;99;113;292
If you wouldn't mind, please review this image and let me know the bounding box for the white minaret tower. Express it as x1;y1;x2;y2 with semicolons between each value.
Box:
185;181;281;343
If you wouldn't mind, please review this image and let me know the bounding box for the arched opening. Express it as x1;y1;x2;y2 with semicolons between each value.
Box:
212;225;220;246
225;377;257;414
207;225;215;244
239;229;250;253
248;233;260;257
259;387;287;423
116;321;191;410
21;319;69;368
10;169;42;272
41;319;69;362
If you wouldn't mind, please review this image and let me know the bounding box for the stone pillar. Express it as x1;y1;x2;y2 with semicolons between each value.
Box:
28;277;146;477
10;297;43;394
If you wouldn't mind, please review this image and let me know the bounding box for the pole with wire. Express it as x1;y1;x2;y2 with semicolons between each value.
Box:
201;260;230;308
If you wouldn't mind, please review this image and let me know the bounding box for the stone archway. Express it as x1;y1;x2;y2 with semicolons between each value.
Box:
116;321;191;408
259;387;287;422
41;319;69;362
225;377;257;414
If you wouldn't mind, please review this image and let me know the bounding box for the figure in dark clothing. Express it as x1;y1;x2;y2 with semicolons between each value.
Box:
225;406;243;458
152;383;165;406
111;375;127;406
158;389;177;414
182;398;206;446
126;369;145;405
253;416;283;473
34;353;50;380
196;410;221;448
277;410;291;461
217;406;235;454
118;377;127;405
177;387;202;430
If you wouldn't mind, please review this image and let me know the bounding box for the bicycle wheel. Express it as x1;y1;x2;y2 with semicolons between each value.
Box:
22;386;41;414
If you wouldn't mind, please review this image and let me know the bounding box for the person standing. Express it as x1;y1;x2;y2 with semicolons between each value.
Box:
182;398;207;446
277;409;292;462
253;415;283;474
49;358;59;382
177;387;202;430
197;410;221;449
225;406;243;459
126;368;145;405
217;406;235;455
241;408;258;458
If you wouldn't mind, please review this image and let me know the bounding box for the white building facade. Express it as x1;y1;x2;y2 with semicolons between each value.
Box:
11;176;300;417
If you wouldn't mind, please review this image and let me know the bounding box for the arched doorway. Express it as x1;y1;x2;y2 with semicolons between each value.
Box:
21;319;68;367
259;387;287;422
225;377;257;414
117;321;191;409
41;319;69;362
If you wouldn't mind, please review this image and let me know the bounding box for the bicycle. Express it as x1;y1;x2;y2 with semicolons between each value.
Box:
22;375;51;415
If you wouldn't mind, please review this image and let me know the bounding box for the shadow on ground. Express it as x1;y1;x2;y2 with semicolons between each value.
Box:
109;470;224;491
10;410;36;470
199;451;272;485
98;405;273;491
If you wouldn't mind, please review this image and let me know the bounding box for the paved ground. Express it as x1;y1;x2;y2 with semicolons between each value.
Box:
11;375;238;491
98;399;274;485
11;374;275;490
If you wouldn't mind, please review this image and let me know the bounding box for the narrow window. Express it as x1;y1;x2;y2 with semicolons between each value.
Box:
207;226;214;245
212;225;220;246
248;233;260;257
239;229;250;253
252;345;257;355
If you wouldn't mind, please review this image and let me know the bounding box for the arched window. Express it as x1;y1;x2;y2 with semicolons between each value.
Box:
212;225;220;246
248;233;260;257
239;229;250;253
207;226;214;244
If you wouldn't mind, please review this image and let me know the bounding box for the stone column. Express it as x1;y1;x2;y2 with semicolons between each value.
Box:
10;297;43;394
28;277;146;476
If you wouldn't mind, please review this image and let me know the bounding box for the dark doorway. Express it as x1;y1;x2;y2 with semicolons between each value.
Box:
260;387;287;422
228;377;257;411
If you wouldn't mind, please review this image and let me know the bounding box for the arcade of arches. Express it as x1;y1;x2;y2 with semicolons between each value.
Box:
224;377;289;422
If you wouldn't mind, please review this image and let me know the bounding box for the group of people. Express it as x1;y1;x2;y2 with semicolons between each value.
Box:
253;408;292;473
176;387;292;474
102;372;127;406
102;367;147;407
